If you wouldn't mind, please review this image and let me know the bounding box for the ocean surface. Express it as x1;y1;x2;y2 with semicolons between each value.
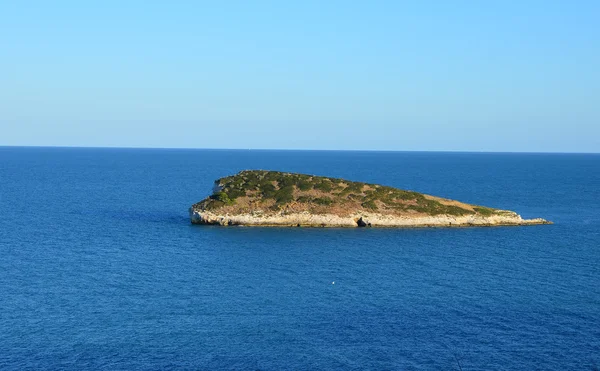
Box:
1;147;599;370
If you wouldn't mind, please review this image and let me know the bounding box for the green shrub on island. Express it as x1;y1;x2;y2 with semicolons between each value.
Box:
313;179;333;192
275;185;295;204
204;200;225;210
210;192;234;206
313;197;334;206
297;180;312;191
339;182;365;197
225;188;246;200
473;206;495;216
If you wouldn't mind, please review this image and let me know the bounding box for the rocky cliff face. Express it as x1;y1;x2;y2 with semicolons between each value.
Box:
189;170;552;228
189;208;551;227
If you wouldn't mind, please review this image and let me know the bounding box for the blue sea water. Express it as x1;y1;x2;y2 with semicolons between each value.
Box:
0;147;599;370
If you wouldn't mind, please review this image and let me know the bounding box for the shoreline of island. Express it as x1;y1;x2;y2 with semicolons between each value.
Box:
190;209;551;228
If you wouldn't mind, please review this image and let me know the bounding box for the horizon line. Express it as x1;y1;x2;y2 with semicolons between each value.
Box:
1;144;598;155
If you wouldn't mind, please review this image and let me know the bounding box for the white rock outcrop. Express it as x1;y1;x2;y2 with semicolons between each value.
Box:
189;208;551;228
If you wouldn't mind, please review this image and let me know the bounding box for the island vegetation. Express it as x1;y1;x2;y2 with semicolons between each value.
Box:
194;170;496;217
189;170;552;227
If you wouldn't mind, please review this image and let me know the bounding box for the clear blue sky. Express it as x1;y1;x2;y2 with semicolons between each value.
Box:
1;1;599;152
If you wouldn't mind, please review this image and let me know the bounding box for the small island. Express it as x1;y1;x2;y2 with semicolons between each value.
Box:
190;170;551;228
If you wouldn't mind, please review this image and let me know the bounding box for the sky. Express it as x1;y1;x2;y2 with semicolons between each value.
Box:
1;1;599;152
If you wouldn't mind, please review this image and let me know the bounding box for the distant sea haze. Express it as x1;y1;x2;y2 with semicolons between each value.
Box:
1;147;599;370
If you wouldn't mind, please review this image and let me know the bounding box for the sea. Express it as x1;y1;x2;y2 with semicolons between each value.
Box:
0;147;599;370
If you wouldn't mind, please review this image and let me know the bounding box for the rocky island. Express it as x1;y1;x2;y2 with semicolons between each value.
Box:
190;170;551;228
